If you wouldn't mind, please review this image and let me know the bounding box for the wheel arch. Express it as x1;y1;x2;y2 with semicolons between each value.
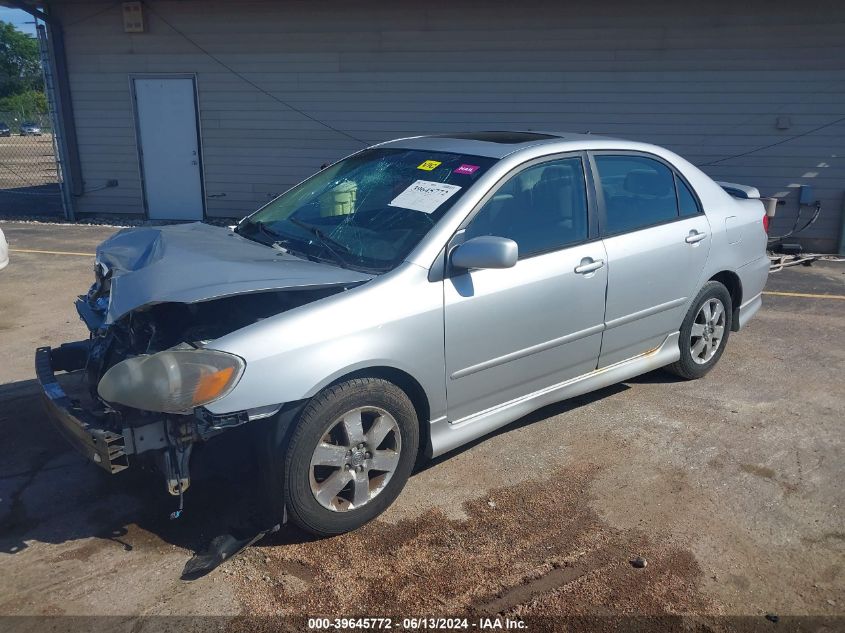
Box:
708;270;743;331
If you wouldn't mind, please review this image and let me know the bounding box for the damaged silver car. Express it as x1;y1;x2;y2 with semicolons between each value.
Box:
37;131;770;536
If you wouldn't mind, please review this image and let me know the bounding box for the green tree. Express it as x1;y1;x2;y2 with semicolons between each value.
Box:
0;20;42;98
0;89;47;119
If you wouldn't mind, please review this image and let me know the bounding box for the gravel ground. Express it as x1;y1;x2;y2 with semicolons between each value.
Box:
0;222;842;632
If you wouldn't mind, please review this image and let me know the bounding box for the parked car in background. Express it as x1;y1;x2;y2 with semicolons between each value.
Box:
0;227;9;270
0;122;10;137
36;131;770;537
19;122;42;136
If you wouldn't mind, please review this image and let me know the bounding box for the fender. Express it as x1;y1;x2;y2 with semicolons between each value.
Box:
205;263;447;421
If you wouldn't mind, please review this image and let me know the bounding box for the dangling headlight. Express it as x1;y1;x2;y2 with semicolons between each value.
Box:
98;347;245;413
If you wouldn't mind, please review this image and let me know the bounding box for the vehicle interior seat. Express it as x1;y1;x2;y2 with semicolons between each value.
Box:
468;164;586;254
530;164;583;235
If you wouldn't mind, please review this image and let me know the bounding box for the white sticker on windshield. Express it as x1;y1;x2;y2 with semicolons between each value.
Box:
388;180;462;214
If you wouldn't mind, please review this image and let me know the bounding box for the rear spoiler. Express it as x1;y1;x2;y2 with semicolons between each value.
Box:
717;181;778;217
717;181;760;199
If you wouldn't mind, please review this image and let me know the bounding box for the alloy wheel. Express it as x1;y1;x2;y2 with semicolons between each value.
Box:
690;298;726;365
308;406;402;512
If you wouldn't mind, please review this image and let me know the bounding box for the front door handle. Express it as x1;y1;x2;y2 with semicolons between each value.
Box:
685;230;707;244
574;257;605;274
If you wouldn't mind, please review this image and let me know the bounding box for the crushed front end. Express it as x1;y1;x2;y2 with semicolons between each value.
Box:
34;259;226;500
35;223;369;506
36;264;286;502
36;265;321;503
38;274;268;497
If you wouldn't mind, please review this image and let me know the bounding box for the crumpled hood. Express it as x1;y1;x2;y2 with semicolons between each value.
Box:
96;222;374;323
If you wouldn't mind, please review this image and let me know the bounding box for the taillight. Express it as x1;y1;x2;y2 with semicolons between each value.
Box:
762;214;770;233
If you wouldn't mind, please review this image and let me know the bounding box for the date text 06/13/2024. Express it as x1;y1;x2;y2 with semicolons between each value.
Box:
307;617;528;630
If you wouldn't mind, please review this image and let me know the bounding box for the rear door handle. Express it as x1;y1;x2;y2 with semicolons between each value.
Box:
685;230;707;244
574;257;605;274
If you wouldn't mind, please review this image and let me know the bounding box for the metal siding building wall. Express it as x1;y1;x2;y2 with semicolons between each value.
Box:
55;0;845;251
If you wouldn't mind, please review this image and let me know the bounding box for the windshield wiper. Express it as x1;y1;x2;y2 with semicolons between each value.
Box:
286;216;351;269
240;219;353;267
238;220;283;246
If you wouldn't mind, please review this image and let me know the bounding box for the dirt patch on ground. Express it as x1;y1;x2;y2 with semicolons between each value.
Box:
227;463;721;629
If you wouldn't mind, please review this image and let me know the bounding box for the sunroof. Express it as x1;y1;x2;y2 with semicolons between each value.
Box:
432;131;557;144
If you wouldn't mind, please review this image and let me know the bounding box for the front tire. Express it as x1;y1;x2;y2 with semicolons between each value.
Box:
281;378;419;536
667;281;733;380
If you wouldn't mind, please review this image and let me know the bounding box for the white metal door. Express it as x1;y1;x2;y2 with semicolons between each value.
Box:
133;77;204;220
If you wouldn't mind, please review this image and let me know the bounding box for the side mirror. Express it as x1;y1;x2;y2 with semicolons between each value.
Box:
451;236;518;270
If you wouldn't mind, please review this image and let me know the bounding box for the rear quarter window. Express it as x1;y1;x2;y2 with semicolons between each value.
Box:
676;175;701;217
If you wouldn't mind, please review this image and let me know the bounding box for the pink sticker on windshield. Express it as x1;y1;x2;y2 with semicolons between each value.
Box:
454;164;480;175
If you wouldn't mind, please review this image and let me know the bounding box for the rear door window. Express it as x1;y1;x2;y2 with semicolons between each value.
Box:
594;155;679;235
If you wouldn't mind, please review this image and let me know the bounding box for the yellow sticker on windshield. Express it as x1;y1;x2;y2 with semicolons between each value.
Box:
417;160;442;171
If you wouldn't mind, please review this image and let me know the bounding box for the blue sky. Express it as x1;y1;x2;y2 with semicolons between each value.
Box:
0;7;37;35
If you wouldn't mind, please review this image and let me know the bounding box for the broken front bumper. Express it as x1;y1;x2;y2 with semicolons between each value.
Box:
36;342;265;495
35;345;129;474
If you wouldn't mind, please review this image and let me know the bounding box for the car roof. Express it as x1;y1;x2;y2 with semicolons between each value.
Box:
378;130;622;159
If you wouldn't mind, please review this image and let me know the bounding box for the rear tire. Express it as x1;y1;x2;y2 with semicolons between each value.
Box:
666;281;733;380
280;378;419;537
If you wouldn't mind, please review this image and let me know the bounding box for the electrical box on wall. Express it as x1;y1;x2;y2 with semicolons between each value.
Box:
122;2;145;33
799;184;814;206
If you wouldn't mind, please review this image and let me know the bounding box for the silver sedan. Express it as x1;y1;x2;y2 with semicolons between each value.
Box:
37;131;770;536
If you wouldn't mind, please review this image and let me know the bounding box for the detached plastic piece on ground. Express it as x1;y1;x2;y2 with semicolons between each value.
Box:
181;523;280;580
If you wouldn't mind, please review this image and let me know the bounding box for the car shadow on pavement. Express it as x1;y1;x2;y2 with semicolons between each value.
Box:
420;381;632;473
625;368;687;385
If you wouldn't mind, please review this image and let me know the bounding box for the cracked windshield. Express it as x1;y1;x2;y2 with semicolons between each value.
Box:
237;148;496;272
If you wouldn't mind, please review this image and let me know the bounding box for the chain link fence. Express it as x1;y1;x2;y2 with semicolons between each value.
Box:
0;110;63;216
